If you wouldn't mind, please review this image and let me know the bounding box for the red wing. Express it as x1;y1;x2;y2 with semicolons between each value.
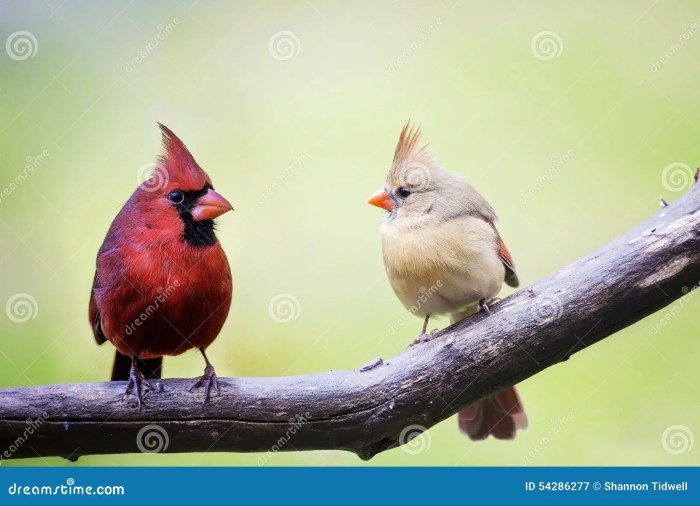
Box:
89;271;108;345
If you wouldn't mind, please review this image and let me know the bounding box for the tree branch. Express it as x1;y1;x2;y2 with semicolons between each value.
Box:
1;175;699;462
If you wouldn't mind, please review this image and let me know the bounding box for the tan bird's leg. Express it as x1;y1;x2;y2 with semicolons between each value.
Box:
421;314;430;334
409;314;435;348
477;298;489;313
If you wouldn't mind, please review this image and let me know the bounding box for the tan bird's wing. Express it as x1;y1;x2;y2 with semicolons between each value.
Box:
466;204;519;289
496;235;519;288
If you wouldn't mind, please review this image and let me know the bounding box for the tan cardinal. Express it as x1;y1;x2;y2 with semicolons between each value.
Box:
368;123;527;440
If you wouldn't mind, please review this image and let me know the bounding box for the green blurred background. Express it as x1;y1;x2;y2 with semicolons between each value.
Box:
1;0;699;466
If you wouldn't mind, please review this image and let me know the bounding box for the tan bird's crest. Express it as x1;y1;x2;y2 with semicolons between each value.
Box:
393;122;428;165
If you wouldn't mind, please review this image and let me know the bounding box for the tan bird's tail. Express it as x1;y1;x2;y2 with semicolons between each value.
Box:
458;386;527;440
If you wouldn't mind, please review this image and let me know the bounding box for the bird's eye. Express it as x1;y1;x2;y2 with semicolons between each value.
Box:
168;190;185;204
397;187;411;199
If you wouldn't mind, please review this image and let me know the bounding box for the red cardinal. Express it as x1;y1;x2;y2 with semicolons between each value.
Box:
369;123;526;439
89;124;233;406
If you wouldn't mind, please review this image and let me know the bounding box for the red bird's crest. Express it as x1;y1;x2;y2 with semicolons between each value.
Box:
150;123;212;192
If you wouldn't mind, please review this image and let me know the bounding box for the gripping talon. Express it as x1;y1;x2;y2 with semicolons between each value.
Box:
190;363;220;404
122;358;153;410
408;329;439;348
477;298;491;314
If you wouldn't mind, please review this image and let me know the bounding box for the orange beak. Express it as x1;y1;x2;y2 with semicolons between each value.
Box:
368;188;394;211
191;188;234;221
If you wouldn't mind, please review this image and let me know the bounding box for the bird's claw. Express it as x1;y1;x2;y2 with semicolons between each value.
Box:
122;365;153;410
190;363;220;404
477;298;492;314
408;329;439;348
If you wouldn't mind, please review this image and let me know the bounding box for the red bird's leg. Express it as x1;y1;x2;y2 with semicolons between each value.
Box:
189;348;220;404
123;356;153;409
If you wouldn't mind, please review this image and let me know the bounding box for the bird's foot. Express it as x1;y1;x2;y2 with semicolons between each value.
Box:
189;363;220;404
408;329;439;348
123;364;153;410
477;298;492;314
